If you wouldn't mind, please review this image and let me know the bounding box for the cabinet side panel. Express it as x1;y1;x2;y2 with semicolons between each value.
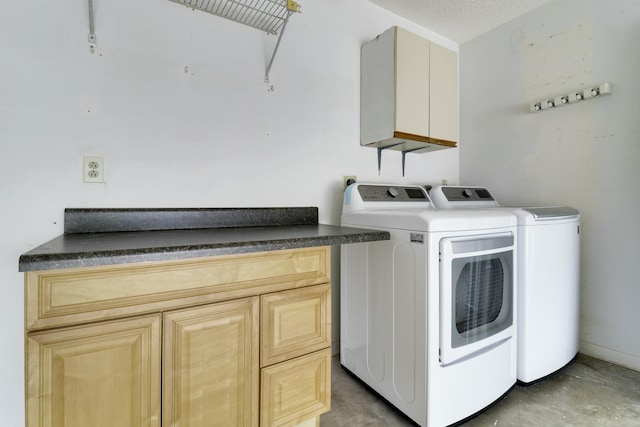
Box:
163;298;259;427
395;27;430;137
26;315;161;427
429;43;458;142
360;27;396;146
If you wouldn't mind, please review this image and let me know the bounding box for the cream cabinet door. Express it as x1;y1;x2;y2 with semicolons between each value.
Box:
429;41;458;142
163;297;259;427
395;26;430;137
26;314;161;427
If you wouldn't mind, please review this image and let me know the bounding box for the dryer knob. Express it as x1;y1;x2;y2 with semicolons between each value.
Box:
387;187;399;198
462;189;473;198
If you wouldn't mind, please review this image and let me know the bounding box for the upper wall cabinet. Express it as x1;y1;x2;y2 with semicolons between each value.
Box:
360;26;458;153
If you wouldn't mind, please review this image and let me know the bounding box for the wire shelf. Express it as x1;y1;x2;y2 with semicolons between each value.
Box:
171;0;300;35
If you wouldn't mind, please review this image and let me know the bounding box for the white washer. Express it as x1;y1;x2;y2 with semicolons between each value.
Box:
429;186;580;384
340;183;517;426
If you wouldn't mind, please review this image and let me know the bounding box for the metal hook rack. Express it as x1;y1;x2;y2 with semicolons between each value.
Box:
169;0;301;83
530;82;612;112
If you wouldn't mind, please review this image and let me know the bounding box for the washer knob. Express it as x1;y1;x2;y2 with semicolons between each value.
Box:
387;187;399;198
462;189;473;198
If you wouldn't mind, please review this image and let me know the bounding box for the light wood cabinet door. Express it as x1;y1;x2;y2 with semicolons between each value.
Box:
261;284;331;367
261;349;331;427
26;314;161;427
163;297;259;427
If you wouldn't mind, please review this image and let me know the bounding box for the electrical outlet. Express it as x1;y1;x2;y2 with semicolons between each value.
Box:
83;156;104;183
343;175;357;191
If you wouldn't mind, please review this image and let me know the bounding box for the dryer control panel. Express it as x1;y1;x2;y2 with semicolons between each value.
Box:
358;184;428;202
343;183;434;214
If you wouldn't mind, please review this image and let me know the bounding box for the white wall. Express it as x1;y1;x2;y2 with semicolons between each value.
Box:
460;0;640;371
0;1;458;424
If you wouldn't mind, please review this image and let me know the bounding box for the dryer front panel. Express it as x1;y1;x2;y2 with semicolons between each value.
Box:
439;232;515;365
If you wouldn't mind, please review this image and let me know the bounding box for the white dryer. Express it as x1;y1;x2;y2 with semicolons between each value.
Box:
340;183;517;426
429;186;580;384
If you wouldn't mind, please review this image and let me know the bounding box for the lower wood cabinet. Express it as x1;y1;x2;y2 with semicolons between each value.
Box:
24;247;332;427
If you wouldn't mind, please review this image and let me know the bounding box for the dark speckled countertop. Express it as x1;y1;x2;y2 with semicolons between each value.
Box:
19;207;389;272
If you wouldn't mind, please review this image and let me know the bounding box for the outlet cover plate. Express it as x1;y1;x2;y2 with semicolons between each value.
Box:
83;156;104;183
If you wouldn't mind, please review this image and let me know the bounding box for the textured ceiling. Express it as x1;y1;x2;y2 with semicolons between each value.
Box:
366;0;553;43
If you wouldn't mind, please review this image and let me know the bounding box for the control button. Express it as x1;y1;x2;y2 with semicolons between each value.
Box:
387;187;399;198
463;189;473;198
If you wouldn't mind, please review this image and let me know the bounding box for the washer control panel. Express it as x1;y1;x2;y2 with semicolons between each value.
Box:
440;186;494;201
429;186;499;208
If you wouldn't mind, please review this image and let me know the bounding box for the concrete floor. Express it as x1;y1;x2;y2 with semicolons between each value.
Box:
320;354;640;426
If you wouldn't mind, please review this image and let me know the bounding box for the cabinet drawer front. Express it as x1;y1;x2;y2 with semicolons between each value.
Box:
163;298;259;427
261;349;331;427
26;247;330;330
261;284;331;367
26;314;161;427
